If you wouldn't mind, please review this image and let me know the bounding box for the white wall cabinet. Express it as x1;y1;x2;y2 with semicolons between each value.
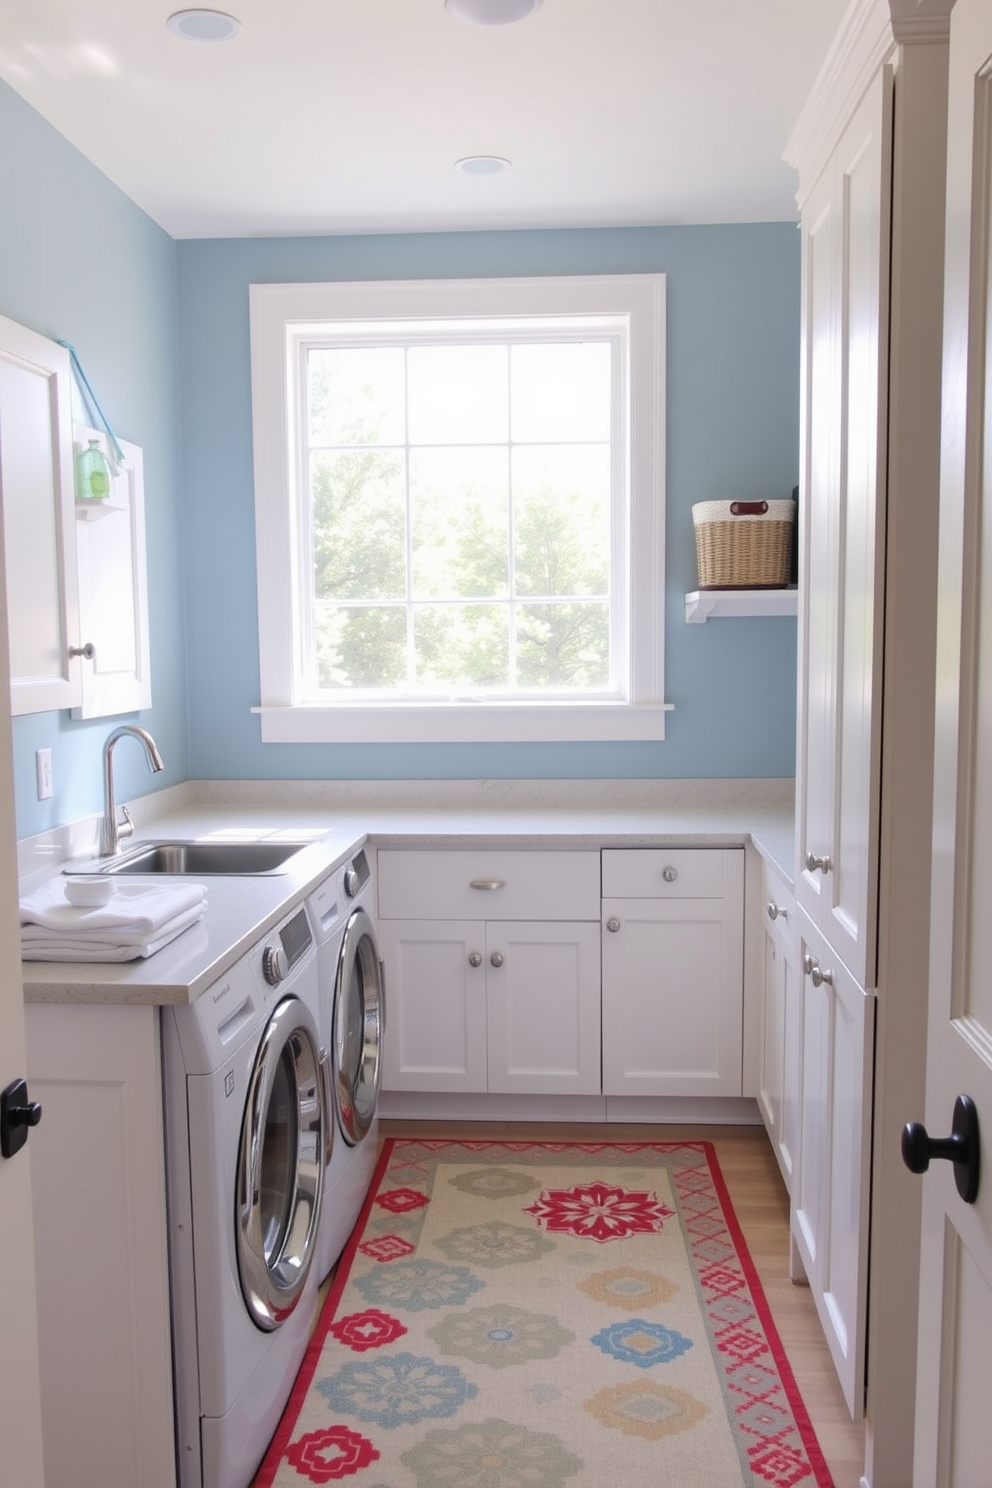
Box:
0;313;151;719
601;848;744;1098
378;850;602;1096
756;857;801;1193
71;424;152;719
0;316;81;715
791;915;875;1420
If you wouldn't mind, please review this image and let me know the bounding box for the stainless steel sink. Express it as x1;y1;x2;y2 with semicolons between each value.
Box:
85;841;312;876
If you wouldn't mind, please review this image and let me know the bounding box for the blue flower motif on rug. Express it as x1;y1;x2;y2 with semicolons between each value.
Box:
316;1351;478;1427
353;1259;485;1311
590;1318;694;1368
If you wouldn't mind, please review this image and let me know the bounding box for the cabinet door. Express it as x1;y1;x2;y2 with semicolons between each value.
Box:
601;885;743;1097
486;921;601;1095
25;1003;175;1488
794;69;892;989
0;316;81;714
378;919;487;1092
757;865;800;1192
71;428;152;719
791;913;875;1419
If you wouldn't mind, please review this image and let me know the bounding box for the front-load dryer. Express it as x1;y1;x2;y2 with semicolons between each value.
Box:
161;898;327;1488
307;847;384;1282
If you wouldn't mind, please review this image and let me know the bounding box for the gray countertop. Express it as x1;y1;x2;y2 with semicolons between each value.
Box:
20;778;795;1007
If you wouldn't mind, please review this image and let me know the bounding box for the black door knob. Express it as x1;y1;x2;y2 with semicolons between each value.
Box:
902;1093;980;1204
0;1077;43;1159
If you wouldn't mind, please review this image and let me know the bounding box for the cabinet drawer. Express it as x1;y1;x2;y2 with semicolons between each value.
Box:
602;847;737;899
378;849;600;921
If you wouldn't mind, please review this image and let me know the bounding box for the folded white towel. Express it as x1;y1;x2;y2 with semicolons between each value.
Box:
21;902;208;962
20;878;208;936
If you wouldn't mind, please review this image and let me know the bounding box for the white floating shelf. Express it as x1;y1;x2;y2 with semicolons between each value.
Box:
685;589;799;624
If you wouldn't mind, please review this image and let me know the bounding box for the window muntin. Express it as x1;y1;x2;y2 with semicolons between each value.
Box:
249;275;668;744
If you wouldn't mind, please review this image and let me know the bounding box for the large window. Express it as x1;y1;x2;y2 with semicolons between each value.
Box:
249;275;668;743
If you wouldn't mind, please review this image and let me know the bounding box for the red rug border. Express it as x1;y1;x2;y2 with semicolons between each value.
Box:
252;1137;836;1488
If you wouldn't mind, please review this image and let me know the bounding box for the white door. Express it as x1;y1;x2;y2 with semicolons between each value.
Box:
913;3;992;1480
0;526;46;1479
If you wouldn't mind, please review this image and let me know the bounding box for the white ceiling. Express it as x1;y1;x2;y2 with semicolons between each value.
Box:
0;0;850;240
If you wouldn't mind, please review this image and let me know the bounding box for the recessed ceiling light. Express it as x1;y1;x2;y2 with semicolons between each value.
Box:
445;0;542;25
455;155;512;176
166;9;241;42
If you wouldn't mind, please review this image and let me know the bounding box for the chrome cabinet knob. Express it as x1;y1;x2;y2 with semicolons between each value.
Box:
662;865;678;883
803;953;818;979
490;951;504;968
68;641;96;661
606;916;621;933
811;964;834;988
468;951;483;968
767;902;788;921
805;851;832;875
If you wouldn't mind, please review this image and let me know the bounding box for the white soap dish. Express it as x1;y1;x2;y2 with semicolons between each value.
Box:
64;876;115;908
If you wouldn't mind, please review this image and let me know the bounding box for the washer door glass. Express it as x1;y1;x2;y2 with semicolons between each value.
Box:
333;907;383;1146
237;996;325;1331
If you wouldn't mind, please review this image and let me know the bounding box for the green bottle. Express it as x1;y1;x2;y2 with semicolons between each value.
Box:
76;439;112;500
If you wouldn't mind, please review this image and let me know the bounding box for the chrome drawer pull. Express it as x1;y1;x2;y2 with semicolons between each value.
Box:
767;902;788;921
805;851;832;875
662;866;678;883
469;879;505;891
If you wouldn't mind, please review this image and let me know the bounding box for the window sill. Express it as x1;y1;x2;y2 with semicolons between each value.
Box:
252;701;674;745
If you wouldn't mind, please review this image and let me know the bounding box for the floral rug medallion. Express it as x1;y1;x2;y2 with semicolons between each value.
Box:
254;1140;833;1488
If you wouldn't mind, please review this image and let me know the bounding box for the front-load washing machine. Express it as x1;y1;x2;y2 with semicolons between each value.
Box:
161;898;327;1488
307;847;384;1282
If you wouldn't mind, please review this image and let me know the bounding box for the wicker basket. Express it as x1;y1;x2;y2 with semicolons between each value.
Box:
692;499;796;590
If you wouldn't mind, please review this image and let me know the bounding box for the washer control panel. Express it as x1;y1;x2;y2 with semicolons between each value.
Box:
261;905;313;985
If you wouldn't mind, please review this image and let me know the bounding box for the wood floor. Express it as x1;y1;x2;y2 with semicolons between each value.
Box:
379;1118;866;1488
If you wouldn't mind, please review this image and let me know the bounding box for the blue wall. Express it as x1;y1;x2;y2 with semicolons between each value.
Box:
0;80;190;838
2;75;799;842
177;226;799;780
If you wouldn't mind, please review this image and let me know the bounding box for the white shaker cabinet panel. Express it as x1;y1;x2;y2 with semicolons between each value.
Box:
71;426;152;719
794;69;892;990
756;859;801;1193
601;849;744;1098
0;316;81;714
377;918;488;1092
486;921;601;1096
24;1002;175;1488
791;911;875;1421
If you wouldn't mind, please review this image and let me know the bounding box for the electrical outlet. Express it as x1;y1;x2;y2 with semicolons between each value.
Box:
36;749;53;801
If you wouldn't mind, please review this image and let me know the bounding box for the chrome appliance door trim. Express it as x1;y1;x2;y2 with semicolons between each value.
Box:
333;907;383;1146
236;996;325;1331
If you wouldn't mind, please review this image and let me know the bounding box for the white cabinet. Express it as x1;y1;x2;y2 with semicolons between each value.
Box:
755;857;801;1193
24;1002;175;1488
0;316;81;714
0;313;151;719
378;850;601;1096
791;915;875;1420
601;848;744;1097
793;68;891;992
71;425;152;719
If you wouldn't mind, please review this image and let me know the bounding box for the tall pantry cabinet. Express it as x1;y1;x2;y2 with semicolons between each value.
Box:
785;0;951;1476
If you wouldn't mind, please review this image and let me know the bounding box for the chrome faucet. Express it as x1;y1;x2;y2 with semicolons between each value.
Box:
101;725;165;857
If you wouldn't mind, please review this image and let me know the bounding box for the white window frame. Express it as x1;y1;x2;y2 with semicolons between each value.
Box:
249;274;669;744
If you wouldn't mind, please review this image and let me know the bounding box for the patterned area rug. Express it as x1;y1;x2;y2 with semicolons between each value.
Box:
254;1140;833;1488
